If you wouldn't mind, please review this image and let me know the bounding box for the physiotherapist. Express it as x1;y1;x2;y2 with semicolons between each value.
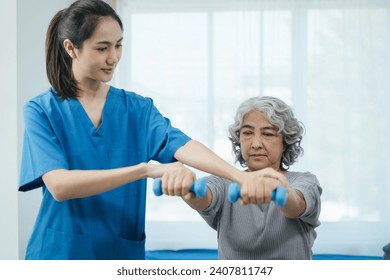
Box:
19;0;284;260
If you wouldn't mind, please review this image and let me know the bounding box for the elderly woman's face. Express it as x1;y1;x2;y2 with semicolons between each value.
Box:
239;109;284;172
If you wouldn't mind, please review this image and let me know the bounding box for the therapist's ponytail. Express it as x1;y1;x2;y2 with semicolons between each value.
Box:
45;0;123;100
46;9;77;100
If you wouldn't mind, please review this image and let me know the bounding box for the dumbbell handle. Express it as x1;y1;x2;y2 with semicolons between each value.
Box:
153;177;207;198
228;183;287;206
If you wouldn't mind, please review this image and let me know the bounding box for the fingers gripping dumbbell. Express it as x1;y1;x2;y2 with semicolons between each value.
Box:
153;177;207;198
228;182;287;206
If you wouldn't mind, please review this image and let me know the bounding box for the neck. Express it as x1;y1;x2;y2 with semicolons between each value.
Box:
246;167;287;174
77;82;109;100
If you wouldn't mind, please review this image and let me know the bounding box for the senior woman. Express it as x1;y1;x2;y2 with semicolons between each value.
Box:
164;96;322;260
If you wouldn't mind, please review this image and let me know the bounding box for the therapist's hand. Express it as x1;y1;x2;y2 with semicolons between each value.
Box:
155;162;196;197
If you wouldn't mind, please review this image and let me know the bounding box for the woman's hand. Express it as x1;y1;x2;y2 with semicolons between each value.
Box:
150;161;212;211
238;167;289;206
156;162;196;197
237;168;306;217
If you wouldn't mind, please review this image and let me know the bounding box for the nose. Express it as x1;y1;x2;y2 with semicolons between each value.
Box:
251;137;262;149
107;48;120;65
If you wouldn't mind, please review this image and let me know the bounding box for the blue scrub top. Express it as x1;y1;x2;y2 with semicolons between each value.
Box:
19;86;191;260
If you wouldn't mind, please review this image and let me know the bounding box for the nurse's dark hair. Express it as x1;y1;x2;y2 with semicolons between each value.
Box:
45;0;123;99
228;96;305;171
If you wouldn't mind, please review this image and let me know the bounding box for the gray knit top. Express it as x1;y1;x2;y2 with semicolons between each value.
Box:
198;171;322;260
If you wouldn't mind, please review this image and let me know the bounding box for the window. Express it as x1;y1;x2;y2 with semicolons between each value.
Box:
114;0;390;254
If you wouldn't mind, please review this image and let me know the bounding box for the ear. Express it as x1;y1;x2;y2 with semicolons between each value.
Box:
63;39;76;59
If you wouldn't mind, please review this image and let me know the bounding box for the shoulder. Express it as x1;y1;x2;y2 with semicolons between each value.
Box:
109;86;154;107
286;171;318;183
204;175;232;196
26;88;57;104
286;171;322;195
108;87;164;120
285;171;321;188
205;175;231;187
24;88;60;114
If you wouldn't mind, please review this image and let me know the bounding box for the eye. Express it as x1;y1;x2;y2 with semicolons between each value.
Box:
115;44;123;49
241;130;253;136
97;47;107;52
263;133;275;137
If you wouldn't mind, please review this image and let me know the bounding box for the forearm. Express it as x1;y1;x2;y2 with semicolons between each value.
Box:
280;188;306;218
42;162;177;201
174;140;243;183
182;188;212;211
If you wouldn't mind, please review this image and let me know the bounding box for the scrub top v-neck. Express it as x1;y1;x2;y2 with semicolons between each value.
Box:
19;86;191;260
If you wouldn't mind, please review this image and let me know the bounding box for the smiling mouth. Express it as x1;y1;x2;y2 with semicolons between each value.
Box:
102;69;114;74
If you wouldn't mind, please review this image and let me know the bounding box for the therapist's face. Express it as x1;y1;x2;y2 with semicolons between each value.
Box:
71;17;123;84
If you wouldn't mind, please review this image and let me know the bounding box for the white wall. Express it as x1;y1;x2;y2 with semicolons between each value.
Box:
0;0;18;260
16;0;73;260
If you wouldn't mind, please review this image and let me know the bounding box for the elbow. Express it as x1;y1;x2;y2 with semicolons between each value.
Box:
284;211;302;219
46;181;69;202
52;194;67;203
282;189;306;218
42;170;72;202
283;204;306;219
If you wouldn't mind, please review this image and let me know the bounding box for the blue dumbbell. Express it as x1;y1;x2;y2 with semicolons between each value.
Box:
153;177;207;198
228;182;287;206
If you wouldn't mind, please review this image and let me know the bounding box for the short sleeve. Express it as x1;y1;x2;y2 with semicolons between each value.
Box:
142;98;191;163
198;175;227;230
290;172;322;226
19;100;69;191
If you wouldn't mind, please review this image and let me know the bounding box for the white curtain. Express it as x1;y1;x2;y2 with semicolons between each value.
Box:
114;0;390;255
